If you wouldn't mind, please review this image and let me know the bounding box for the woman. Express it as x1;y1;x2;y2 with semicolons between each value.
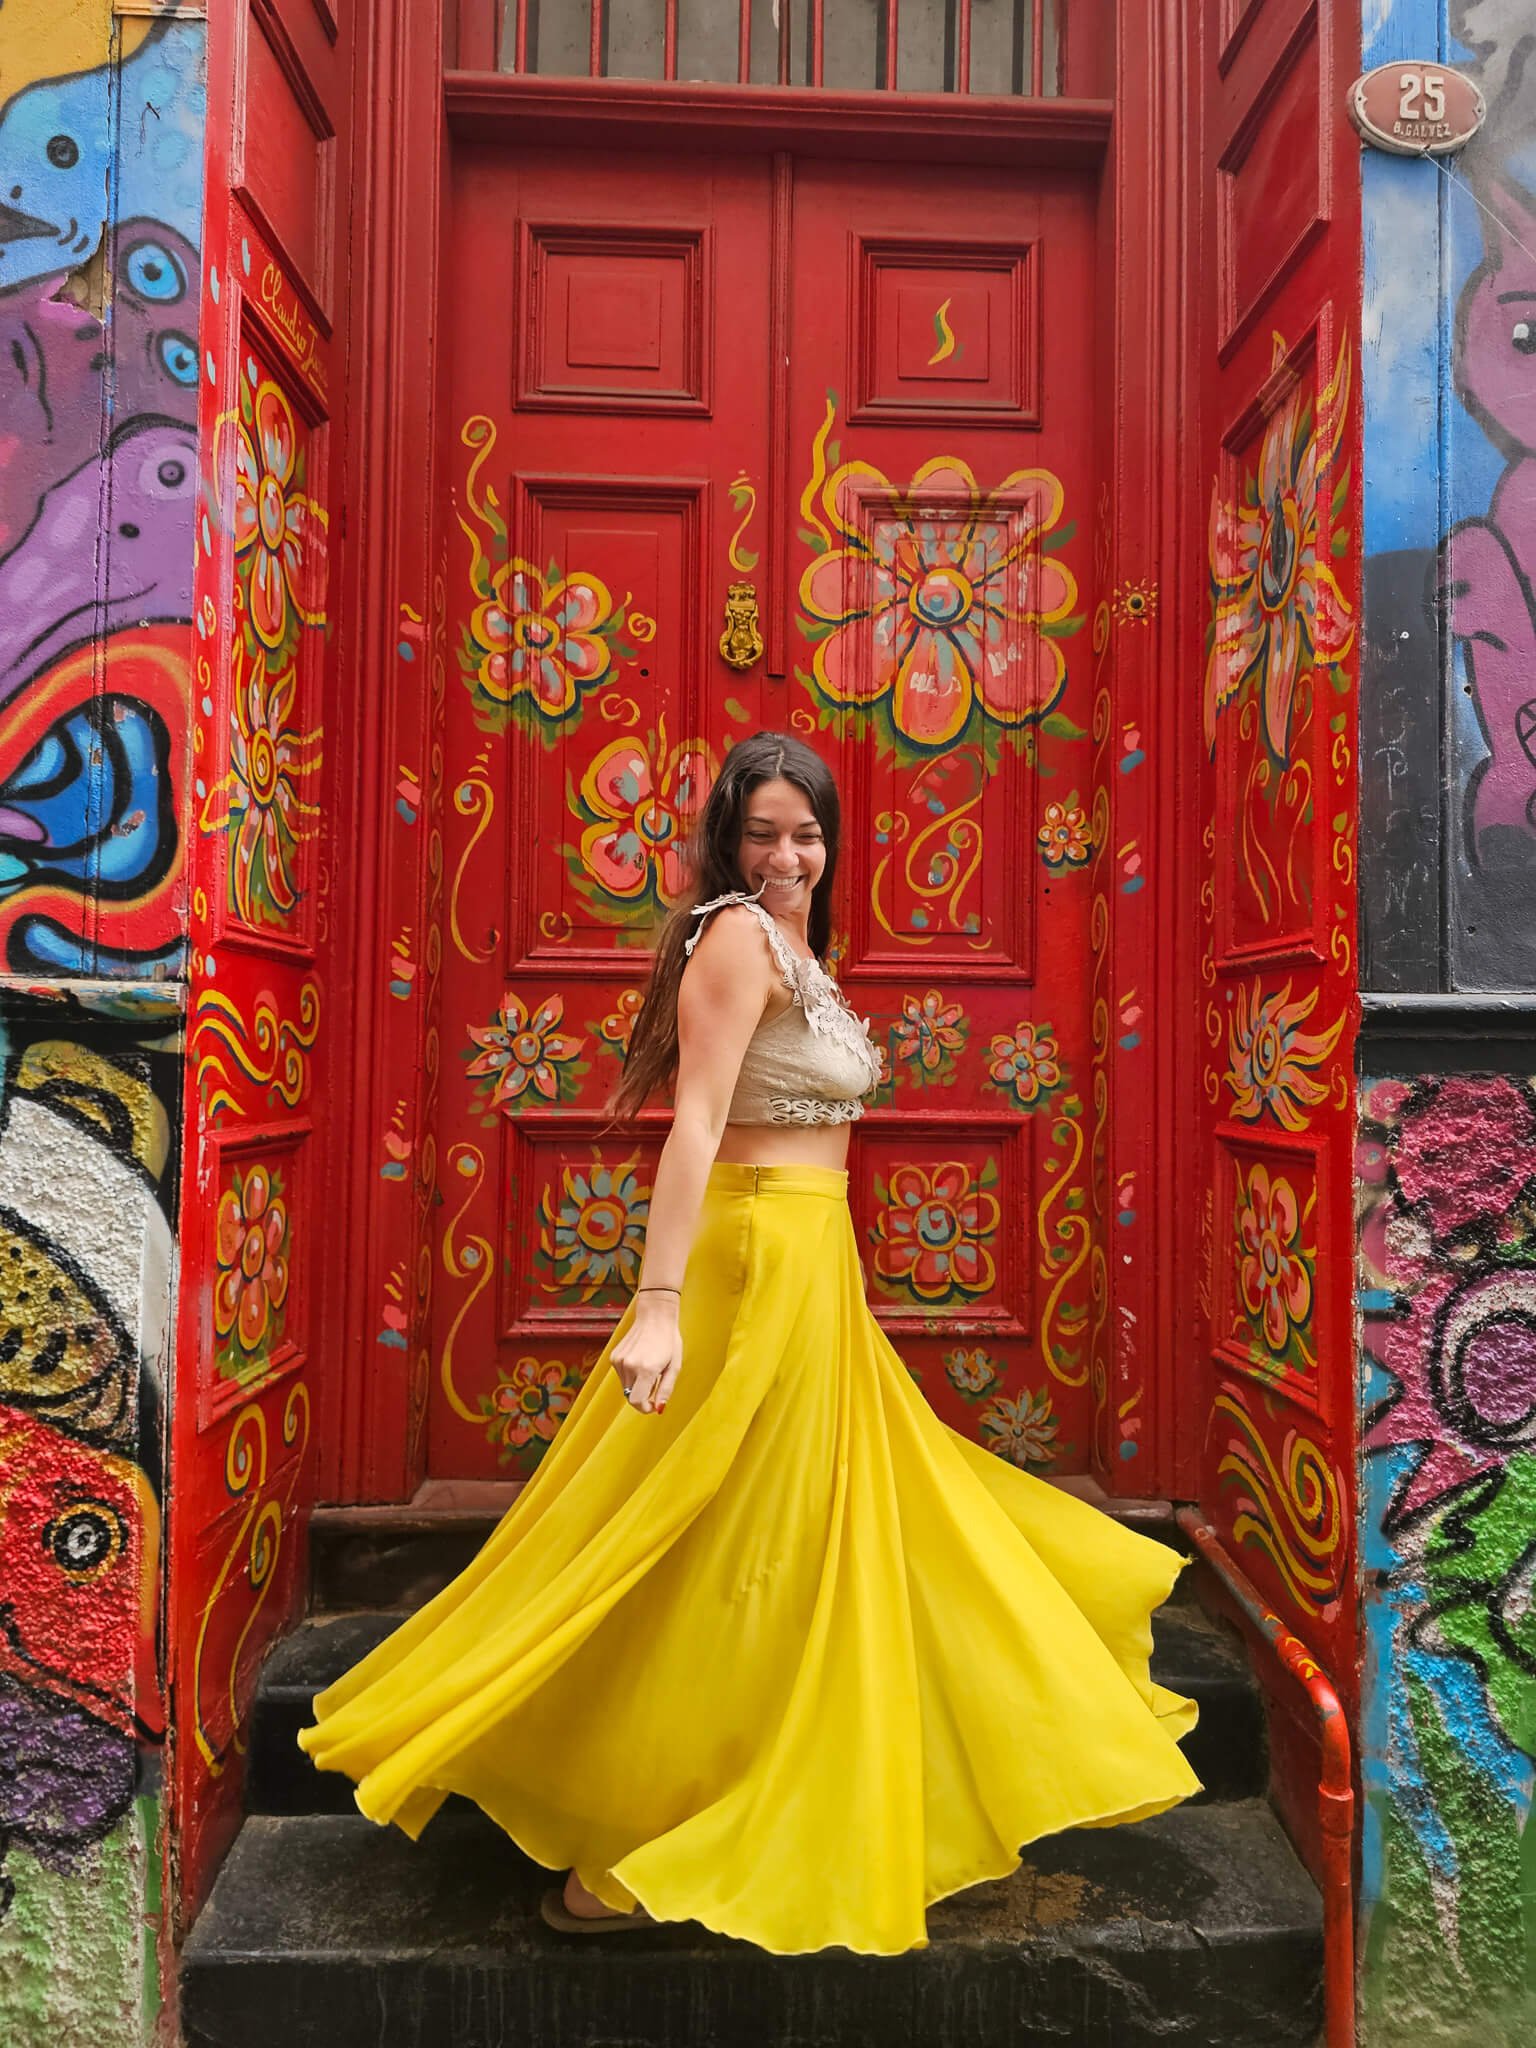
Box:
299;731;1200;1956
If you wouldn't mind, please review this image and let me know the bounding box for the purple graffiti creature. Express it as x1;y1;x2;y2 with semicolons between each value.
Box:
0;1674;137;1920
0;218;200;561
0;415;195;702
1440;178;1536;858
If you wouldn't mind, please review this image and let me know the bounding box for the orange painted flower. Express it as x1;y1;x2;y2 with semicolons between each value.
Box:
214;1164;290;1360
892;990;968;1076
1236;1163;1313;1356
467;559;622;723
233;377;321;658
798;405;1078;758
466;994;584;1111
987;1021;1062;1110
596;987;645;1059
201;645;322;927
944;1345;1000;1398
1204;344;1354;764
573;725;715;914
1037;800;1091;868
486;1356;577;1452
872;1160;999;1304
1226;979;1345;1131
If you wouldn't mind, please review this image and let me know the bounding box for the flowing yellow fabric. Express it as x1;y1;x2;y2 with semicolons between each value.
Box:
300;1163;1200;1955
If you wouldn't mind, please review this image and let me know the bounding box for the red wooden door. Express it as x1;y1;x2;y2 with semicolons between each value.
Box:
1186;0;1361;1852
433;144;1099;1481
172;0;352;1912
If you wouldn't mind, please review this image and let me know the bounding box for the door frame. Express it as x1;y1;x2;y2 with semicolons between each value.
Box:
322;0;1200;1511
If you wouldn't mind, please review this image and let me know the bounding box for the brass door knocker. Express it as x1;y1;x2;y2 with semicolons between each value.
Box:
719;580;764;671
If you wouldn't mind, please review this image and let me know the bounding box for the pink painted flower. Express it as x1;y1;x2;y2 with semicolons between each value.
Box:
468;560;621;722
872;1161;999;1303
987;1021;1062;1110
892;990;968;1074
944;1345;999;1397
488;1356;577;1450
466;994;583;1111
1236;1164;1313;1356
798;421;1078;756
575;725;714;912
233;379;319;657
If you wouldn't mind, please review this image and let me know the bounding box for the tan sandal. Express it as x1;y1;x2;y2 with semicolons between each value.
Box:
539;1885;655;1934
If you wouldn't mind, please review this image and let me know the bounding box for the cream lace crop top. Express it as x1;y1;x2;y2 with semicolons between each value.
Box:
683;891;883;1126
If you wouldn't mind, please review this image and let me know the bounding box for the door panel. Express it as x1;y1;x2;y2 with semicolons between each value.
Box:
173;0;351;1915
432;147;1097;1480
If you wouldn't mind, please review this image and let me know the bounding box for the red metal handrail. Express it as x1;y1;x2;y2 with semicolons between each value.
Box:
1175;1509;1355;2048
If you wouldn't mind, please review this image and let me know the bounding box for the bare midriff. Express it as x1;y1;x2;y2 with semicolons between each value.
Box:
713;1120;853;1169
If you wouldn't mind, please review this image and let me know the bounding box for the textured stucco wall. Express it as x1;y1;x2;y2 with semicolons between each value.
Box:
0;2;203;2041
1359;1075;1536;2043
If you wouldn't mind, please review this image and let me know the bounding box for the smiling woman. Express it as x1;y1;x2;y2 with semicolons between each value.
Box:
299;731;1201;1954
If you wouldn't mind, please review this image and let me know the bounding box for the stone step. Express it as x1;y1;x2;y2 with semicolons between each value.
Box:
181;1802;1321;2048
246;1601;1265;1820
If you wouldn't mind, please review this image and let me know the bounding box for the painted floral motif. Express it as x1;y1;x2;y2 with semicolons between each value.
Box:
987;1021;1062;1111
465;993;585;1115
891;990;968;1083
233;374;322;666
200;643;321;927
979;1387;1059;1468
944;1345;1001;1400
454;413;634;739
538;1158;650;1303
214;1163;291;1372
565;723;715;921
797;399;1082;765
871;1159;999;1305
594;987;645;1062
1236;1162;1314;1362
1204;341;1354;765
480;1355;581;1461
464;559;626;730
1225;979;1345;1132
1037;797;1092;869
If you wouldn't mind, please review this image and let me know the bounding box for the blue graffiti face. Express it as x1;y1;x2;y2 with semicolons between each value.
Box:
0;29;207;294
0;70;109;288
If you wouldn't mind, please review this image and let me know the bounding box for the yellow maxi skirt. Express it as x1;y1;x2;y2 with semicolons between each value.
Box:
299;1162;1200;1956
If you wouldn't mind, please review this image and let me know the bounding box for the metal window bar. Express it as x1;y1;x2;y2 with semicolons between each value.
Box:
501;1;1055;95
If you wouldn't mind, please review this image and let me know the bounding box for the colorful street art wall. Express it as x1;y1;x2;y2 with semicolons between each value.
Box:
1359;1072;1536;2043
0;5;204;2039
1359;3;1536;2041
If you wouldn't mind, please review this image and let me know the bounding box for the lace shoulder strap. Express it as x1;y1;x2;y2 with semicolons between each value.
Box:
684;889;800;990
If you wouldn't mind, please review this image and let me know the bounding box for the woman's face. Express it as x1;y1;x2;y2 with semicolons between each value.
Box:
736;776;827;911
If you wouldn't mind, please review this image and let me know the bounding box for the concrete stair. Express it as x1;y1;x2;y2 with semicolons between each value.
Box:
180;1511;1323;2048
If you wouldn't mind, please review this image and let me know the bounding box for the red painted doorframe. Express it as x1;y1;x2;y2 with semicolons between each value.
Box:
321;0;1200;1517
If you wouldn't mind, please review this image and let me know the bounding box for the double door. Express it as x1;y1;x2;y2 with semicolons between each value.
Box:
431;140;1099;1481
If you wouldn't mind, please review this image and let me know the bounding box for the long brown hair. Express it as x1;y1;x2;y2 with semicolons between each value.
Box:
612;731;841;1116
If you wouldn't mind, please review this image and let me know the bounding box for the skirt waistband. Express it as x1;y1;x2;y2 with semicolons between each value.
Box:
707;1161;849;1200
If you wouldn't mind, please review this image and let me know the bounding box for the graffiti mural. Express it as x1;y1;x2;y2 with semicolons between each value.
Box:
1359;1072;1536;2043
0;996;180;2041
0;6;203;2037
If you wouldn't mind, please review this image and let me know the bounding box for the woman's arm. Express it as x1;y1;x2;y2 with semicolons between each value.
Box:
610;907;776;1413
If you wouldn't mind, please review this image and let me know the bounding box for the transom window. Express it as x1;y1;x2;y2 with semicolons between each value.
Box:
498;0;1063;95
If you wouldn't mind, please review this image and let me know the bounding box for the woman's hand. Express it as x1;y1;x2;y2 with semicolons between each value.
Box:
610;1297;684;1415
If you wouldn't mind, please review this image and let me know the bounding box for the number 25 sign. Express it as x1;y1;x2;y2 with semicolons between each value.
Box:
1348;62;1486;157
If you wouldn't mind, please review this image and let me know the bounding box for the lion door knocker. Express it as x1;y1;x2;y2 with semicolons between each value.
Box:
719;581;764;671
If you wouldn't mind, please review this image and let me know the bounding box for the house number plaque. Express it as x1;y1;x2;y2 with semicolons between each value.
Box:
1348;62;1486;157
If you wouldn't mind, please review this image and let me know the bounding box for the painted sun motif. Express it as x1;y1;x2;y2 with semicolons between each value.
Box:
1225;979;1345;1132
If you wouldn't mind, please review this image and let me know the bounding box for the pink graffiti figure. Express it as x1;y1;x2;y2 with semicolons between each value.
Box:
1442;178;1536;857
